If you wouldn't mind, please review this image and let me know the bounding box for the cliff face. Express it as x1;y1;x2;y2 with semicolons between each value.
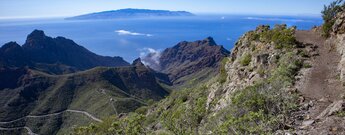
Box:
332;11;345;85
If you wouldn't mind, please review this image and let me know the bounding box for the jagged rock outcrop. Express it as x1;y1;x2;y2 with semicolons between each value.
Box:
331;11;345;85
0;30;129;74
207;25;310;112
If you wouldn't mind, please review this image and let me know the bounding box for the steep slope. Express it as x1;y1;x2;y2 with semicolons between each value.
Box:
143;37;230;86
0;30;129;74
73;24;319;134
0;59;169;135
68;4;345;134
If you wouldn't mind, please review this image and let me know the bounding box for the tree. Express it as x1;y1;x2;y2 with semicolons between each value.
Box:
322;0;344;22
321;0;344;37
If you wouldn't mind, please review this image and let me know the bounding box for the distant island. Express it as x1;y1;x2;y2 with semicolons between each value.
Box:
66;8;194;20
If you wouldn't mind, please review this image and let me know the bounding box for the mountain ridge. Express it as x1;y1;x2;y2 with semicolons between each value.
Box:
0;30;130;74
67;8;194;20
143;37;230;86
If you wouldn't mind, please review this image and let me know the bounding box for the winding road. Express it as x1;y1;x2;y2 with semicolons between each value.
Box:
0;109;102;135
0;126;37;135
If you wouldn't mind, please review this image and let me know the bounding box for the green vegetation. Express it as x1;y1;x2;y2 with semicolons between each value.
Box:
216;52;301;134
218;58;229;83
240;53;252;66
71;24;309;135
160;86;207;134
321;0;345;37
303;63;312;68
74;45;306;135
336;111;345;117
73;113;146;135
72;85;209;135
260;25;296;49
248;24;297;49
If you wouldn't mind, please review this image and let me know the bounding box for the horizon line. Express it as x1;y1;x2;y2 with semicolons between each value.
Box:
0;13;322;20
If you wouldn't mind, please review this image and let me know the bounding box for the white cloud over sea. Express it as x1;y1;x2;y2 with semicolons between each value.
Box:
245;17;310;22
115;30;153;37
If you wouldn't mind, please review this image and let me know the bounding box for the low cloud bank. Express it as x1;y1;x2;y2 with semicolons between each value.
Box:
115;30;153;37
245;17;309;22
139;48;161;70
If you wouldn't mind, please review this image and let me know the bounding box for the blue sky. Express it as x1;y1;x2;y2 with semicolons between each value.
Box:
0;0;334;19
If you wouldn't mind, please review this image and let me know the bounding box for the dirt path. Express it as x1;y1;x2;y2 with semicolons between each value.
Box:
295;30;344;119
296;30;343;101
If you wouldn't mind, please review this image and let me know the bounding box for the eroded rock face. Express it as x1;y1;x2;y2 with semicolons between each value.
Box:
206;25;303;112
332;11;345;85
332;11;345;35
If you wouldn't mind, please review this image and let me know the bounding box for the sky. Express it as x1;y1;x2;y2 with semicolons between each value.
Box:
0;0;335;19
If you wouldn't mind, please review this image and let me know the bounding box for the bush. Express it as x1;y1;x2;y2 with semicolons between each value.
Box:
73;113;146;135
260;25;296;49
321;0;345;37
240;53;252;66
218;58;229;83
216;52;301;134
322;20;336;37
160;86;208;134
303;63;312;68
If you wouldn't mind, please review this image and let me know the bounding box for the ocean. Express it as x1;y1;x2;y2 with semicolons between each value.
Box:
0;15;323;62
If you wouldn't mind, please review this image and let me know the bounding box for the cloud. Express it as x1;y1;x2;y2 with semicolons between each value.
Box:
138;48;161;70
245;17;310;22
115;30;153;37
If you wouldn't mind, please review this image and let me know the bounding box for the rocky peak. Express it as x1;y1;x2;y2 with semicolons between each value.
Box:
201;37;217;46
0;42;27;67
24;29;51;48
155;37;230;84
132;58;145;67
26;29;46;40
1;30;129;73
0;42;22;52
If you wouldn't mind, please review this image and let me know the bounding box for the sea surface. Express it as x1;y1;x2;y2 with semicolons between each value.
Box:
0;15;323;62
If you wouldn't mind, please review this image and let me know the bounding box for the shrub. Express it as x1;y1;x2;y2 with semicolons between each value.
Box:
240;53;252;66
216;52;301;134
321;0;345;37
260;25;296;49
160;86;208;134
73;113;146;135
218;58;229;83
336;111;345;117
303;63;312;68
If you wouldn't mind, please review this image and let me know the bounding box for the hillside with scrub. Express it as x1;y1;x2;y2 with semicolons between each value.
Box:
72;1;345;134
